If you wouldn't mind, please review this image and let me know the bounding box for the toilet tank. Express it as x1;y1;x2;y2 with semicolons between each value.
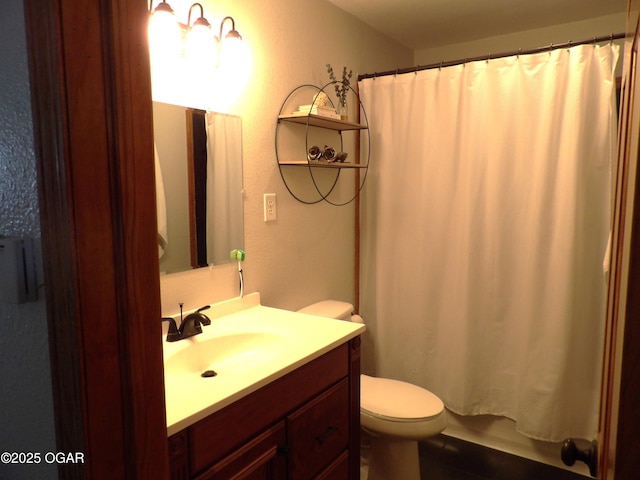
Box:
297;300;353;321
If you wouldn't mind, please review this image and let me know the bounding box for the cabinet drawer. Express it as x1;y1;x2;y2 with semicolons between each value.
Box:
288;378;349;479
316;451;349;480
194;422;286;480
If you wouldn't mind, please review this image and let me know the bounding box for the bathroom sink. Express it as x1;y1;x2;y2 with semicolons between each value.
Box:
162;293;366;435
164;331;288;377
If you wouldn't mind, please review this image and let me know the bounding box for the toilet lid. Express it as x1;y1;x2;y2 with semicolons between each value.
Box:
360;374;444;421
297;300;353;320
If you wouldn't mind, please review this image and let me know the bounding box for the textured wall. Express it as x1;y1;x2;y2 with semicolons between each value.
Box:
415;13;626;68
159;0;413;316
0;6;40;233
0;1;57;479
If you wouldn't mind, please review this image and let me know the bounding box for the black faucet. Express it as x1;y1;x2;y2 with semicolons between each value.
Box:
162;304;211;342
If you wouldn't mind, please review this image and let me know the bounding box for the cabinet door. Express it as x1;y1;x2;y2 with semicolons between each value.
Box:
194;422;287;480
288;379;349;479
168;432;190;480
315;451;349;480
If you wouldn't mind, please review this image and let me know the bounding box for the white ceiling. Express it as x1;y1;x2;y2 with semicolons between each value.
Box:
325;0;627;50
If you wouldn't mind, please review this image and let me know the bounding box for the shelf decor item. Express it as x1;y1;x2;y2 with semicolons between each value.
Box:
307;145;348;163
327;64;352;120
308;145;322;161
322;145;337;161
294;103;341;119
294;91;340;118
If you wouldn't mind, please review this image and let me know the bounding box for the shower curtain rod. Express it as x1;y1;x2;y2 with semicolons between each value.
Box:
358;32;626;81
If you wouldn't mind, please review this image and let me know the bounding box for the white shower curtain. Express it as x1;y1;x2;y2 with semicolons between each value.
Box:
205;112;243;265
359;44;619;442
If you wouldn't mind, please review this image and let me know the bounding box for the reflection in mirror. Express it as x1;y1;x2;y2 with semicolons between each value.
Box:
153;102;244;274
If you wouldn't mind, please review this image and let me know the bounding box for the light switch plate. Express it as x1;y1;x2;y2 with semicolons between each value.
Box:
264;193;277;222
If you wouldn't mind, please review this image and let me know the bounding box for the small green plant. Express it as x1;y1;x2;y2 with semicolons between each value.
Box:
326;64;353;106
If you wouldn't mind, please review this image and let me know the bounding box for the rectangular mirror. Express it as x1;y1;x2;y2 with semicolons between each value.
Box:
153;102;244;274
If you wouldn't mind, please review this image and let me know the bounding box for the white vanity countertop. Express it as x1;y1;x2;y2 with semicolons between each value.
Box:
163;293;365;436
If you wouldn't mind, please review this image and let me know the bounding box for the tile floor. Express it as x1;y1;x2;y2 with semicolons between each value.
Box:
361;434;589;480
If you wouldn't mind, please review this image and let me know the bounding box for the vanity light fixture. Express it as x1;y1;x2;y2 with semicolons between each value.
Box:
148;1;243;67
216;16;242;67
186;3;216;63
218;16;242;44
187;3;211;32
148;0;182;59
150;0;176;20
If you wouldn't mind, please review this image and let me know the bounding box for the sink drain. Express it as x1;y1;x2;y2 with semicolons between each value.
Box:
201;370;217;378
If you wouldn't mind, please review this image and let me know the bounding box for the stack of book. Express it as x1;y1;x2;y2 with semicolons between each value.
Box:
292;104;340;119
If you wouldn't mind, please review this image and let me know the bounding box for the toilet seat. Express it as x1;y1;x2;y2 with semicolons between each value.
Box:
360;374;444;422
360;375;447;441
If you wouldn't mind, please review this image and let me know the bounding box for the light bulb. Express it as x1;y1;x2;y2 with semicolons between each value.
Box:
186;21;217;65
219;34;244;70
148;6;182;61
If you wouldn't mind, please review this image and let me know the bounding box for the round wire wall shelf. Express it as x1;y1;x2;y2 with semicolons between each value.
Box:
275;82;370;206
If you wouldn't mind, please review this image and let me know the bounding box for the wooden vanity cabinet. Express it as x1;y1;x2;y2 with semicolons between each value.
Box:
168;337;361;480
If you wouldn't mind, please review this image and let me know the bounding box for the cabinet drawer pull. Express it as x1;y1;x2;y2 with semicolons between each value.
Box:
315;426;338;444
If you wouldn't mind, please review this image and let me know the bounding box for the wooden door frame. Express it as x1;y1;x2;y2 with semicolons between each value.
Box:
598;1;640;478
24;0;169;478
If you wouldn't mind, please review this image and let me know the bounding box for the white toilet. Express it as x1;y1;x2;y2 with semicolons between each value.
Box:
298;300;447;480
